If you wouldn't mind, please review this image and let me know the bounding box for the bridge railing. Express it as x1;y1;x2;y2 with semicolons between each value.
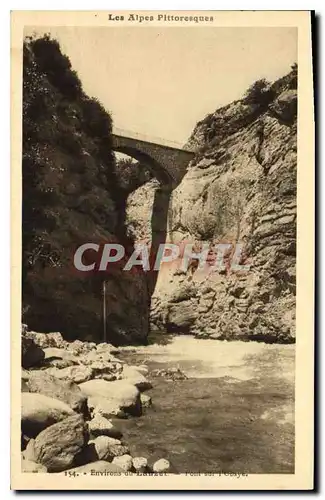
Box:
112;127;188;150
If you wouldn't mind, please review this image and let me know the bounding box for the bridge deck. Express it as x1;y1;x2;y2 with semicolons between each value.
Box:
112;127;194;152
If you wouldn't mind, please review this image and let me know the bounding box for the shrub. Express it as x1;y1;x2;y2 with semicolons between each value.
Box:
243;78;274;106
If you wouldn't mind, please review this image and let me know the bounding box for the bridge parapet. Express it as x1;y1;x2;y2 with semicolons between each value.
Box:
112;130;195;185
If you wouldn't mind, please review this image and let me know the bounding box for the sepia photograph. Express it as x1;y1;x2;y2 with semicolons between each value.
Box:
11;10;314;490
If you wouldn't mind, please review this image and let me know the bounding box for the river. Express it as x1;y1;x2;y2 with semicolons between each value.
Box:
117;336;295;474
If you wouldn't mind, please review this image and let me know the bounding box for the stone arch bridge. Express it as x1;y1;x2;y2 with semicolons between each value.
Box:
112;128;195;186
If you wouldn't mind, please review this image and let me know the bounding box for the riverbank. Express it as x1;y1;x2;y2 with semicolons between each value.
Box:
21;326;168;474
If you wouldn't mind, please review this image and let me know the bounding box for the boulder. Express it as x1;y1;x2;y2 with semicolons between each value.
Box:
22;335;45;369
22;369;30;380
151;367;187;381
66;340;95;356
88;436;128;461
152;458;170;473
90;360;117;378
80;350;118;367
79;379;141;416
121;366;152;392
95;373;117;382
21;433;29;450
21;457;47;473
42;348;78;369
22;378;29;392
28;331;66;349
48;365;94;384
42;358;75;370
25;370;87;414
58;460;123;474
88;415;122;439
33;414;88;472
112;454;133;472
87;397;127;419
21;393;75;438
22;438;37;462
270;89;297;123
132;456;148;473
96;343;116;352
133;365;149;376
140;393;152;408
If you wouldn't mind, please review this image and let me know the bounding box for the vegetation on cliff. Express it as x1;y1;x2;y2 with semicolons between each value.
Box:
22;35;148;344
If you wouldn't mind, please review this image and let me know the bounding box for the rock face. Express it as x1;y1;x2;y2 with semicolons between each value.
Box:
127;68;297;344
33;414;88;472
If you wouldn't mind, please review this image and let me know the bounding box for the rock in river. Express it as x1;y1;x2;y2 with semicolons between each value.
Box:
133;456;148;473
112;454;133;472
121;366;152;392
87;396;127;419
79;379;141;416
88;435;129;461
152;458;170;473
140;393;152;408
88;415;122;439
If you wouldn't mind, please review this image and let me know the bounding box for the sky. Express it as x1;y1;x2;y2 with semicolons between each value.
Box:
27;26;297;145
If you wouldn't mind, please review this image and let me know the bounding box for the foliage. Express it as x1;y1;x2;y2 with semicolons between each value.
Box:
22;34;145;343
243;78;274;106
115;157;153;194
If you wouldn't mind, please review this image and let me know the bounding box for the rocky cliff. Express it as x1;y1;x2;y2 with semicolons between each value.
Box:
22;35;149;345
127;68;297;343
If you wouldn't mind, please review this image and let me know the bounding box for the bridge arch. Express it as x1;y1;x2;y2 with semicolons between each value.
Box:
112;145;173;186
112;131;195;186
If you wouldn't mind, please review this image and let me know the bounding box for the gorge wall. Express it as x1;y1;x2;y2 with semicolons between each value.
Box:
127;68;297;343
22;35;149;345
